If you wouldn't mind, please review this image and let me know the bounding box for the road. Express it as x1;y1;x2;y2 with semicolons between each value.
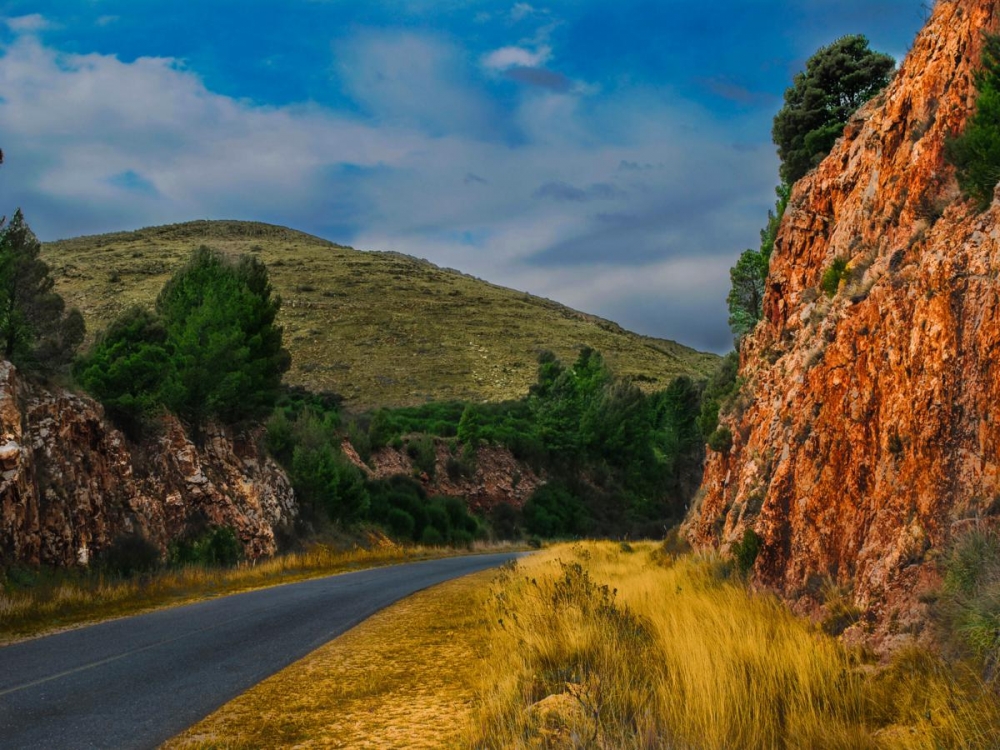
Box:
0;552;519;749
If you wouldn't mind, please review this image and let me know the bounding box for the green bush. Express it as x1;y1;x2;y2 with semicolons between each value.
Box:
946;33;1000;211
169;526;243;568
523;483;590;538
707;426;733;454
820;257;849;297
940;528;1000;674
731;528;763;575
99;533;161;577
406;434;437;478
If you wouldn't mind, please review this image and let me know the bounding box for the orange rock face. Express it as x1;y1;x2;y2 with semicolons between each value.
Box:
0;361;296;567
690;0;1000;648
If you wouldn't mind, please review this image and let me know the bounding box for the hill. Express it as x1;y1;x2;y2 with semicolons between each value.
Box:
42;220;718;408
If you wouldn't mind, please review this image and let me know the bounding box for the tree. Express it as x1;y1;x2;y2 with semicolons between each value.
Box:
0;210;84;372
727;184;790;341
156;246;291;434
73;306;171;439
946;33;1000;211
773;35;894;184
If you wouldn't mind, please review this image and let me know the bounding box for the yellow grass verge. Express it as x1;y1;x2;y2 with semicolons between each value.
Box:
165;567;496;749
469;541;1000;750
1;535;517;644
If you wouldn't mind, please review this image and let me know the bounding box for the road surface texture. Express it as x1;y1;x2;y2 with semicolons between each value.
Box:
0;552;519;749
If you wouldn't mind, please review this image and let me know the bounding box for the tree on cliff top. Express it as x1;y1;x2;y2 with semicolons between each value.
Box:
946;33;1000;211
0;210;84;373
773;35;895;184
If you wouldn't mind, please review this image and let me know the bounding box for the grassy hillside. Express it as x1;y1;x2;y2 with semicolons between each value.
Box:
43;220;718;408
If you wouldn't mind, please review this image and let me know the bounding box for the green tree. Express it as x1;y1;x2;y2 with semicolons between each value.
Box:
0;210;84;372
773;35;894;184
74;306;170;439
946;33;1000;211
156;246;290;435
727;184;790;341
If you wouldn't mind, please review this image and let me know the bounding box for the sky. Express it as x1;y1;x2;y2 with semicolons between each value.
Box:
0;1;927;353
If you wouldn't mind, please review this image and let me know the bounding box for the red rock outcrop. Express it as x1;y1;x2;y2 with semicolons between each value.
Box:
342;439;542;513
690;0;1000;648
0;360;296;567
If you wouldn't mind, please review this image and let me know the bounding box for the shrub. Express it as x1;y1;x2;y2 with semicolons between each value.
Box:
406;434;437;478
940;528;1000;675
731;528;763;575
946;33;1000;211
820;257;849;297
169;526;243;568
99;533;161;577
707;426;733;454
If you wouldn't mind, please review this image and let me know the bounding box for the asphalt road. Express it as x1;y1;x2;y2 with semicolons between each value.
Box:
0;552;519;749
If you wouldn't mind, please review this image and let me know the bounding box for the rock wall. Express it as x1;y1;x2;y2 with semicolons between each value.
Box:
0;361;296;567
342;439;542;513
690;0;1000;648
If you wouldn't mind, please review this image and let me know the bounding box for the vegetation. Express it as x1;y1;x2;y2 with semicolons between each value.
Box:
731;527;762;574
42;220;718;408
946;32;1000;210
821;256;850;296
773;35;895;185
696;350;740;449
76;246;290;439
939;527;1000;679
727;184;790;341
469;542;1000;749
0;210;84;373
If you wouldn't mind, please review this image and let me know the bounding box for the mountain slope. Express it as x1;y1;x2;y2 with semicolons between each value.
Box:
43;220;718;408
689;0;999;649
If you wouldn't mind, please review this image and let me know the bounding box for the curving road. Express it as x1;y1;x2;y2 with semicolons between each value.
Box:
0;552;519;749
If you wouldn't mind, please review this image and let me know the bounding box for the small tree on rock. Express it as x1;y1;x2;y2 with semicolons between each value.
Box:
0;210;84;372
773;35;894;184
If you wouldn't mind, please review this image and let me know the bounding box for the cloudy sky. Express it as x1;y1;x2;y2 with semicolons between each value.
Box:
0;1;926;353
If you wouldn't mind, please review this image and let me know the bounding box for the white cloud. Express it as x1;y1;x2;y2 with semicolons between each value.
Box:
96;15;120;27
0;33;775;353
482;45;551;71
510;3;537;22
4;14;51;33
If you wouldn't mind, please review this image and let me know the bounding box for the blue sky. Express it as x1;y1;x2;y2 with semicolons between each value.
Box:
0;1;926;353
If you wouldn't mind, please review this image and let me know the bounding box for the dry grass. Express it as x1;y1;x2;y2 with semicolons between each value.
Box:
165;567;498;749
469;542;1000;749
42;220;718;409
0;535;515;644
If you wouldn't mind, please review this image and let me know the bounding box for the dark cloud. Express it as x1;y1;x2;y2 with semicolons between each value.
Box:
464;172;488;185
533;181;625;202
503;66;572;92
698;76;778;107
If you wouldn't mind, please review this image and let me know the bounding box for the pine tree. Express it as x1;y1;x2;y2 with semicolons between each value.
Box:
0;210;84;372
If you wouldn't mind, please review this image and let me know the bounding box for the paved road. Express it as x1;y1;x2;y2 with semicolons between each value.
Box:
0;552;518;749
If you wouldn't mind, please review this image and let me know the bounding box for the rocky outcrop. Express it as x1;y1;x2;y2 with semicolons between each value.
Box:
342;439;542;513
0;360;296;567
690;0;1000;648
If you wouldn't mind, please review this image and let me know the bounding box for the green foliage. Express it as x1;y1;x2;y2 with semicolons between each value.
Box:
405;434;437;478
707;426;733;454
77;246;290;439
74;307;170;440
168;526;243;568
773;35;894;184
366;476;483;545
727;184;790;342
98;533;161;577
287;411;369;523
946;33;1000;210
732;528;763;575
820;257;849;297
155;246;291;434
0;210;84;372
697;352;739;440
940;528;1000;674
523;482;590;537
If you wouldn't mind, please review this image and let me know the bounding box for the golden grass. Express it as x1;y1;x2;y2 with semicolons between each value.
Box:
0;535;515;644
42;220;718;408
469;542;1000;749
165;567;497;749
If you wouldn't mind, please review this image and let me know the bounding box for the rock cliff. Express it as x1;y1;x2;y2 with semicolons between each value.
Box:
342;439;542;514
690;0;1000;647
0;361;296;567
